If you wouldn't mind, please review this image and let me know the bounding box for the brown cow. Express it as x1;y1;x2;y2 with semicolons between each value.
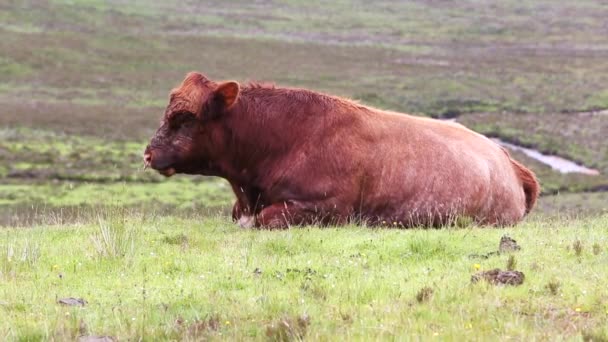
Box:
143;72;540;228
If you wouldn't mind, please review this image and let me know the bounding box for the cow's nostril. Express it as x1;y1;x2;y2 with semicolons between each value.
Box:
143;153;152;166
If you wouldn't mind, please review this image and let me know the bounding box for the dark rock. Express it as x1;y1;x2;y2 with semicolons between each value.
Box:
470;235;521;259
471;269;525;286
499;235;521;253
77;336;115;342
57;297;87;306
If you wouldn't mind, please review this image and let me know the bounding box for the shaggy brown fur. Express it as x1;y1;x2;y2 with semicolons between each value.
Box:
144;72;540;228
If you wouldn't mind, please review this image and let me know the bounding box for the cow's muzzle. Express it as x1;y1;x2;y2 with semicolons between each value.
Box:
143;147;176;177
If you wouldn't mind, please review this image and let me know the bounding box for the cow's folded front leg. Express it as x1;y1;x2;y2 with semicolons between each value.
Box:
230;183;257;228
231;200;242;221
255;200;349;229
232;201;255;228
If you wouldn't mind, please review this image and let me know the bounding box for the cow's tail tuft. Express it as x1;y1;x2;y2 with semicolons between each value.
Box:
510;158;540;215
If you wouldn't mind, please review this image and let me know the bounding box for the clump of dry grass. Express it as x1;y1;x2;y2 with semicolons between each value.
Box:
0;239;40;279
573;240;583;257
592;243;602;255
506;255;517;271
416;286;434;303
90;215;138;259
545;280;561;295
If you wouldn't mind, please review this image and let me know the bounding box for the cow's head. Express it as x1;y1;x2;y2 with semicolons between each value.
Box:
143;72;240;176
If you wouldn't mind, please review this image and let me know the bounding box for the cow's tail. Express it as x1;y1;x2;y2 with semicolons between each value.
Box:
510;157;540;215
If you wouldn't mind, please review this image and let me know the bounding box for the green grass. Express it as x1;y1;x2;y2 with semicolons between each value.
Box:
534;192;608;218
0;181;232;208
0;127;152;183
1;213;607;340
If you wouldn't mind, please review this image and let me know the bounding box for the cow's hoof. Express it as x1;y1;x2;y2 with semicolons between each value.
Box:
237;215;255;229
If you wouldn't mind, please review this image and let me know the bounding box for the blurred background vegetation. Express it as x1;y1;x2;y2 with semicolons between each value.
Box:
1;0;607;225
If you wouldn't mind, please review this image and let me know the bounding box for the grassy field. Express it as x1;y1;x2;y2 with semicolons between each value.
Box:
1;1;608;340
1;213;607;340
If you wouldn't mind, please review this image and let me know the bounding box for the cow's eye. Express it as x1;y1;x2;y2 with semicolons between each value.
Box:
182;120;195;129
169;111;195;129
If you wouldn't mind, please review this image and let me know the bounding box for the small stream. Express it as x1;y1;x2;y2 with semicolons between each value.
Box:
491;139;600;175
443;118;600;175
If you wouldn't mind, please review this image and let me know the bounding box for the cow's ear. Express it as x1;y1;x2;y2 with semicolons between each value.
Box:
215;81;240;109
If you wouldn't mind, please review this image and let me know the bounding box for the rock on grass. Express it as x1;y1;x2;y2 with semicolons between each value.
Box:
57;297;87;306
471;269;525;286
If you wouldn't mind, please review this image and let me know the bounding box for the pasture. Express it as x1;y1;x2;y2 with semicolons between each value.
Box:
2;214;608;340
1;0;607;340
